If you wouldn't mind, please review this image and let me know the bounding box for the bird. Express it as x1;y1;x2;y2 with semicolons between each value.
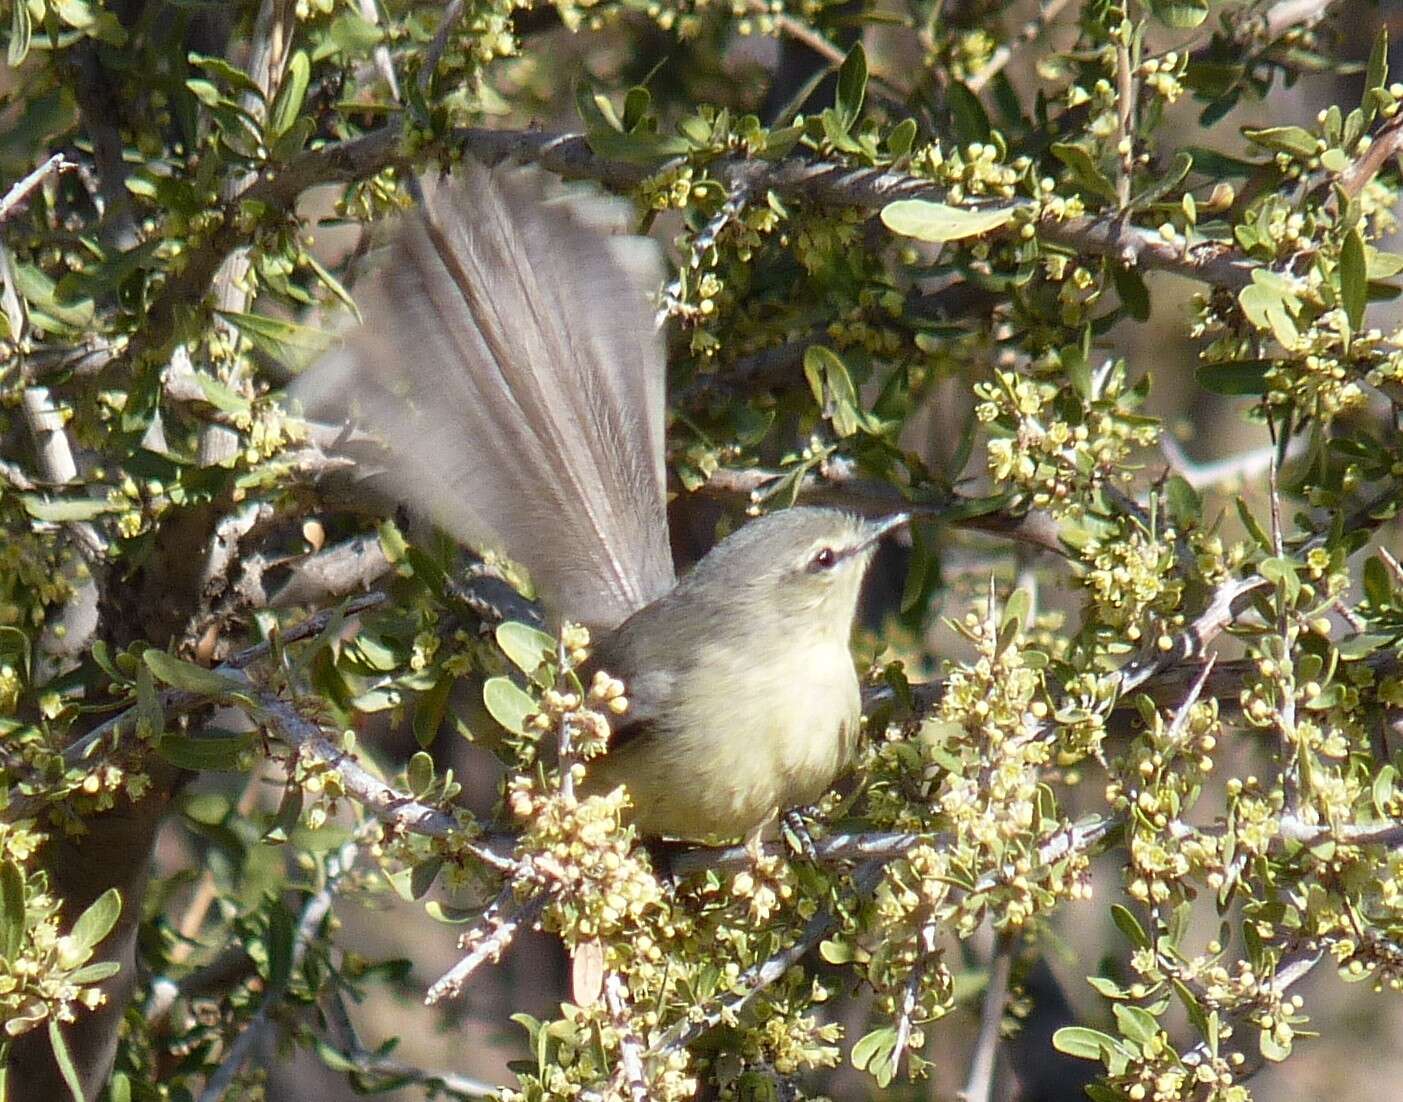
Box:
297;159;906;846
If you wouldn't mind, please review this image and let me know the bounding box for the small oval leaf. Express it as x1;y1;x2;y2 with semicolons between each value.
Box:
881;199;1016;242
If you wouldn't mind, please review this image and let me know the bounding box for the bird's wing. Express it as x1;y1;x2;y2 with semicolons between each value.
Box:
297;161;675;629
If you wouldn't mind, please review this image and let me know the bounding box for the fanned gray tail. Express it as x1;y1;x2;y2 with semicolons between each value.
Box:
296;161;675;629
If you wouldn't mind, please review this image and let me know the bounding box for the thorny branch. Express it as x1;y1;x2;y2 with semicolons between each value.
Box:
123;95;1332;377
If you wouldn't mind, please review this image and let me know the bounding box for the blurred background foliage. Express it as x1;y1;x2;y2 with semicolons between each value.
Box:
2;0;1403;1099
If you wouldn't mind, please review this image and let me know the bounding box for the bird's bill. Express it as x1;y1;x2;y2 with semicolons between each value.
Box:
859;511;911;547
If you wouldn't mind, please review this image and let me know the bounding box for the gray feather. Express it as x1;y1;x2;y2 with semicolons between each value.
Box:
297;161;675;629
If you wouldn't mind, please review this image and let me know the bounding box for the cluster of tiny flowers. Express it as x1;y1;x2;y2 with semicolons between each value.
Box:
909;139;1028;204
0;859;108;1039
1081;522;1185;633
1106;698;1223;905
1138;52;1186;103
870;602;1090;938
749;1009;843;1077
728;850;798;924
285;733;349;831
825;286;907;358
0;522;74;629
976;361;1158;514
498;999;698;1102
935;28;995;82
509;780;669;954
1327;925;1403;991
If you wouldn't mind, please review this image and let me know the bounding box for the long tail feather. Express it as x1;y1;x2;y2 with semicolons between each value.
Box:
296;161;674;629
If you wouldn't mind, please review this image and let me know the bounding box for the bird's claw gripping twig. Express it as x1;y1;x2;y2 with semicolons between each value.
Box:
781;807;819;861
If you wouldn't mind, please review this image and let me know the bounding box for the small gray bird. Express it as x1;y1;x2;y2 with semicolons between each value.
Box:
299;161;905;844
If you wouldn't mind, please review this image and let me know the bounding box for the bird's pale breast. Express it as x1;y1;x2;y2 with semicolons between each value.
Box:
582;635;860;841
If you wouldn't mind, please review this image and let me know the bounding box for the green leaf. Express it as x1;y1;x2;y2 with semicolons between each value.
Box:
156;730;254;771
19;494;121;523
1236;499;1273;553
804;345;863;437
583;127;690;162
887;117;917;159
188;52;262;98
302;249;361;322
109;1071;132;1102
1363;555;1392;609
835;43;867;131
413;675;453;749
0;861;25;960
1164;475;1201;529
1113;1003;1160;1045
194;372;252;414
1128;150;1194;211
1372;764;1396;817
1238;272;1301;347
1110;903;1150;948
622;85;651;130
268;50;310;140
1196;359;1273;395
263;783;303;843
1050;143;1118;202
9;0;31;66
880;199;1016;242
998;587;1031;655
1341;227;1367;333
1242;125;1317;159
1111;263;1150;321
496;621;556;686
1367;247;1403;279
946;80;990;143
317;11;385;60
1364;27;1388;122
215;309;330;372
142;650;245;695
1149;0;1206;27
134;661;164;739
68;888;120;957
1259;1026;1292;1061
1259;556;1301;603
265;905;295;991
1053;1026;1117;1061
48;1019;84;1102
407;751;434;797
410;858;443;900
483;676;537;735
819;937;854;964
1087;975;1128;998
851;1025;899;1086
68;960;120;982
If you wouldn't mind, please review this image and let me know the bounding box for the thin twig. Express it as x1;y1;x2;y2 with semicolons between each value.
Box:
650;860;888;1054
197;839;358;1102
894;919;937;1074
0;153;72;223
425;889;550;1004
966;0;1076;94
355;0;401;100
247;689;517;872
418;0;466;99
605;973;651;1101
960;932;1014;1102
1160;435;1305;491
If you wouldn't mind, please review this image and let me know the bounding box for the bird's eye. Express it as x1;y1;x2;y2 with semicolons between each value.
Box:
811;547;838;570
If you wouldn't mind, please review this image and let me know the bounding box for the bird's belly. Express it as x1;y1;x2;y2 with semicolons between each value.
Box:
585;641;860;841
